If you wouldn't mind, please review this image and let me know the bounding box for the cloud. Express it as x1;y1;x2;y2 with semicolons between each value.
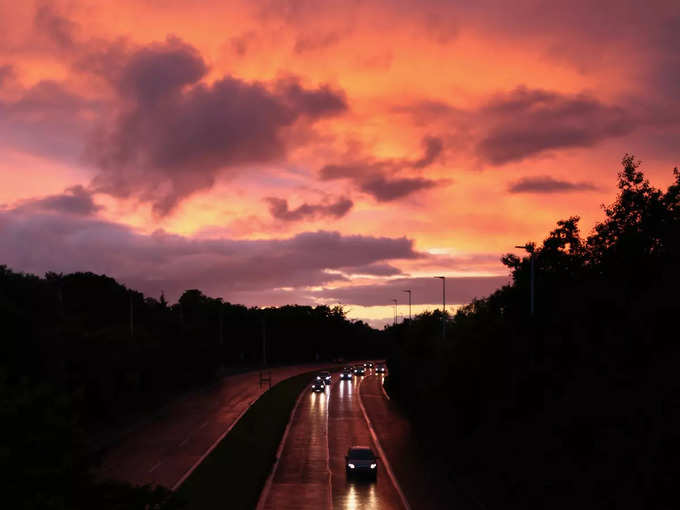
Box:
0;206;420;304
508;176;599;194
88;36;347;216
302;275;510;307
360;175;437;202
12;185;101;215
266;196;353;221
476;87;634;165
0;80;102;160
0;65;14;87
319;135;442;201
294;31;343;53
33;2;78;50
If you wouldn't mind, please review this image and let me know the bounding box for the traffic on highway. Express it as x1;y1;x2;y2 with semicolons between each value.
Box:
260;362;407;510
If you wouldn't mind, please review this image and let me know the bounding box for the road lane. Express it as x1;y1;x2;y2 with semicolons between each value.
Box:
329;374;404;510
261;368;405;509
97;364;333;489
261;388;331;510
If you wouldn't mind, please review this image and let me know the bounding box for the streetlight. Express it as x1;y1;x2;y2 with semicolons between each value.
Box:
402;289;412;320
434;276;445;339
392;298;398;325
515;244;535;316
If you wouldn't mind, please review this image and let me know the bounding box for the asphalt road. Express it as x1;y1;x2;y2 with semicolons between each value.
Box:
261;369;405;510
96;363;333;489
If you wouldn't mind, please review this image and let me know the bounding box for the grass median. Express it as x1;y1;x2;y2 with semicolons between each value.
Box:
172;371;316;510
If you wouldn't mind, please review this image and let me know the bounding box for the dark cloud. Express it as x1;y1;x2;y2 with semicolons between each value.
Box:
266;196;353;221
412;135;444;168
477;87;634;165
88;36;347;216
0;207;419;304
303;275;509;307
319;135;443;201
33;2;78;50
116;36;207;103
13;186;101;216
508;176;599;194
360;175;437;201
338;263;402;276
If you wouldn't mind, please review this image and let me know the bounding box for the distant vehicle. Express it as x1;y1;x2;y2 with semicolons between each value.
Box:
345;446;378;479
311;380;326;393
364;361;374;369
353;365;366;376
375;364;386;373
316;371;332;384
340;370;352;380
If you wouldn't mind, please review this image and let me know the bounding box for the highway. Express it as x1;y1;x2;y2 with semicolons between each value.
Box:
96;363;333;489
259;369;407;510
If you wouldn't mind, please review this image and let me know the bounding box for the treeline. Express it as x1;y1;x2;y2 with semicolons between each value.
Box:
0;268;382;508
385;155;679;509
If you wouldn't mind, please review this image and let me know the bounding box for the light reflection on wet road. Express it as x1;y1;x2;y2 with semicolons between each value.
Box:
262;370;404;509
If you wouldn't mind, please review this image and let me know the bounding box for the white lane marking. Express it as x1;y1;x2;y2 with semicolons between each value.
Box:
178;435;190;447
358;376;412;510
326;382;333;510
198;420;209;430
171;401;254;491
149;461;162;473
255;388;307;510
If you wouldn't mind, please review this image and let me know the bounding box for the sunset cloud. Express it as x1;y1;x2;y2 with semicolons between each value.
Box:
88;36;347;215
508;176;599;194
1;0;677;325
266;196;353;221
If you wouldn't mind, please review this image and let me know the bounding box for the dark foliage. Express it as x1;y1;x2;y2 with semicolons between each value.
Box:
385;155;680;509
0;267;382;508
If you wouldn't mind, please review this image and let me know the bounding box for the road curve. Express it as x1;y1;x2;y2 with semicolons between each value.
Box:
96;364;334;489
260;370;405;509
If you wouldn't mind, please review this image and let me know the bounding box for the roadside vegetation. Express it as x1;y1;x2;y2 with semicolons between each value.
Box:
0;267;381;508
385;155;679;509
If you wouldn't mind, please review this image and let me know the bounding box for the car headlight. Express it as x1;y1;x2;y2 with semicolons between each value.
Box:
348;463;355;469
370;464;377;469
316;376;321;379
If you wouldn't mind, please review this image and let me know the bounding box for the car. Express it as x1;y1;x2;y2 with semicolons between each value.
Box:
345;446;378;479
353;365;366;376
316;371;332;384
375;364;386;373
364;361;374;369
340;370;352;380
311;380;326;393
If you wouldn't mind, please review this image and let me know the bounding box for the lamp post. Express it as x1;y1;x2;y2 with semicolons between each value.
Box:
402;289;412;320
515;244;535;316
434;276;445;339
392;298;398;325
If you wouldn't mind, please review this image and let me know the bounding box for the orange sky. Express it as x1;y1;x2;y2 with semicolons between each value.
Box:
1;0;678;326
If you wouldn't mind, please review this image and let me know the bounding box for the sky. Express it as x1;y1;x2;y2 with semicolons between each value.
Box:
1;0;678;327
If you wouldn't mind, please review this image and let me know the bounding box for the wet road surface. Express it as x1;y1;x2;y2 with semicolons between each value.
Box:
261;370;405;510
97;364;333;489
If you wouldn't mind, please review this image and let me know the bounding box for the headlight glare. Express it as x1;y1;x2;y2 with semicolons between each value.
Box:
370;463;377;469
348;463;355;469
